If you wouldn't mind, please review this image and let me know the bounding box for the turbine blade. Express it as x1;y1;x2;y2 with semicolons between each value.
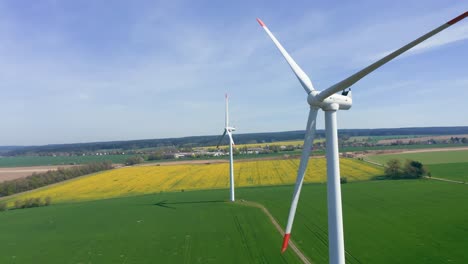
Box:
216;130;227;149
282;107;319;253
257;18;315;94
227;130;235;147
317;11;468;101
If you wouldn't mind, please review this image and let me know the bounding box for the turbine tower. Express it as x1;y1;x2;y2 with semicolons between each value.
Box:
217;94;236;202
257;11;467;264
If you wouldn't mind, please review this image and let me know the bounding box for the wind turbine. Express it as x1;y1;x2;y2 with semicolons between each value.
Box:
257;11;467;263
217;94;236;202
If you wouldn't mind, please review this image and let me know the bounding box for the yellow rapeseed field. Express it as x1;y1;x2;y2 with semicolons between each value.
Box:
7;158;382;204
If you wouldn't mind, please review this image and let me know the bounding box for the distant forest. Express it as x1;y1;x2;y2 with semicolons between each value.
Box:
0;162;113;197
3;126;468;156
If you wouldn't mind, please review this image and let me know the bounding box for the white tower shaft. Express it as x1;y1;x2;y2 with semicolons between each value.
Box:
325;104;345;264
217;94;236;202
229;139;235;202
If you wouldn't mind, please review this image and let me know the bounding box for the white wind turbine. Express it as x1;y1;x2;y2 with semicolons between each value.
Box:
257;11;467;263
217;94;236;202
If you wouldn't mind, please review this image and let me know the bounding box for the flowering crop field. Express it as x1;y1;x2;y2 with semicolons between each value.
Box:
5;158;382;204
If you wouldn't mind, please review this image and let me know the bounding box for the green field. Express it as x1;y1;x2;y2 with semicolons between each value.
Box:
241;180;468;264
0;191;299;264
366;149;468;165
0;155;133;167
426;162;468;182
366;149;468;182
1;180;467;263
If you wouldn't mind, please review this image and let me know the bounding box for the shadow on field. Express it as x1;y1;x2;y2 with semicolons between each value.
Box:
153;200;225;209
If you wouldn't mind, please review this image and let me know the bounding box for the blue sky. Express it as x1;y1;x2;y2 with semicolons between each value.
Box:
0;1;467;145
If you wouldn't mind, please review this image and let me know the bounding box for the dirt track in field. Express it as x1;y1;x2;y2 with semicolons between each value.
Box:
424;176;467;184
0;165;76;183
377;134;468;145
240;200;313;264
360;146;468;158
389;146;468;154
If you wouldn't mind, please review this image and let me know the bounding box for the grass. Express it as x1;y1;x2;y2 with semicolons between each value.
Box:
365;149;468;165
1;180;466;263
2;158;383;204
0;191;299;264
239;180;468;264
0;155;133;167
426;162;468;182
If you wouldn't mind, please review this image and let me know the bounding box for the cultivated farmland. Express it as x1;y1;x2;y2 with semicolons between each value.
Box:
365;149;468;165
426;162;468;182
240;180;468;264
1;180;466;264
0;165;76;183
3;158;383;204
0;191;300;264
209;139;309;149
366;149;468;182
0;155;131;167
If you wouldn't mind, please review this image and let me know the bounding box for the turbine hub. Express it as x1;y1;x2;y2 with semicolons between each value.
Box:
307;91;322;107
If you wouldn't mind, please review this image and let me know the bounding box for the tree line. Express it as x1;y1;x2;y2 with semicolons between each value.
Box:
0;197;52;212
0;161;113;197
384;159;427;179
6;126;468;156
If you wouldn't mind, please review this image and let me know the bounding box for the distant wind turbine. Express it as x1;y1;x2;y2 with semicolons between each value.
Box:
216;94;236;202
257;11;467;264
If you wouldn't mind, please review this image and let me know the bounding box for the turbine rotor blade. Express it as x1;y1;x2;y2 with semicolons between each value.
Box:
257;18;315;94
227;130;235;147
317;11;468;101
216;130;227;149
282;107;319;253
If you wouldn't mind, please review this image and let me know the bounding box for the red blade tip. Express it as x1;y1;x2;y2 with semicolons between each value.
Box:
447;11;467;25
256;18;265;27
281;234;291;253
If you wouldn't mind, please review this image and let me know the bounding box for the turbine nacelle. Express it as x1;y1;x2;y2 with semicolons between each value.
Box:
226;126;236;132
307;91;352;110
